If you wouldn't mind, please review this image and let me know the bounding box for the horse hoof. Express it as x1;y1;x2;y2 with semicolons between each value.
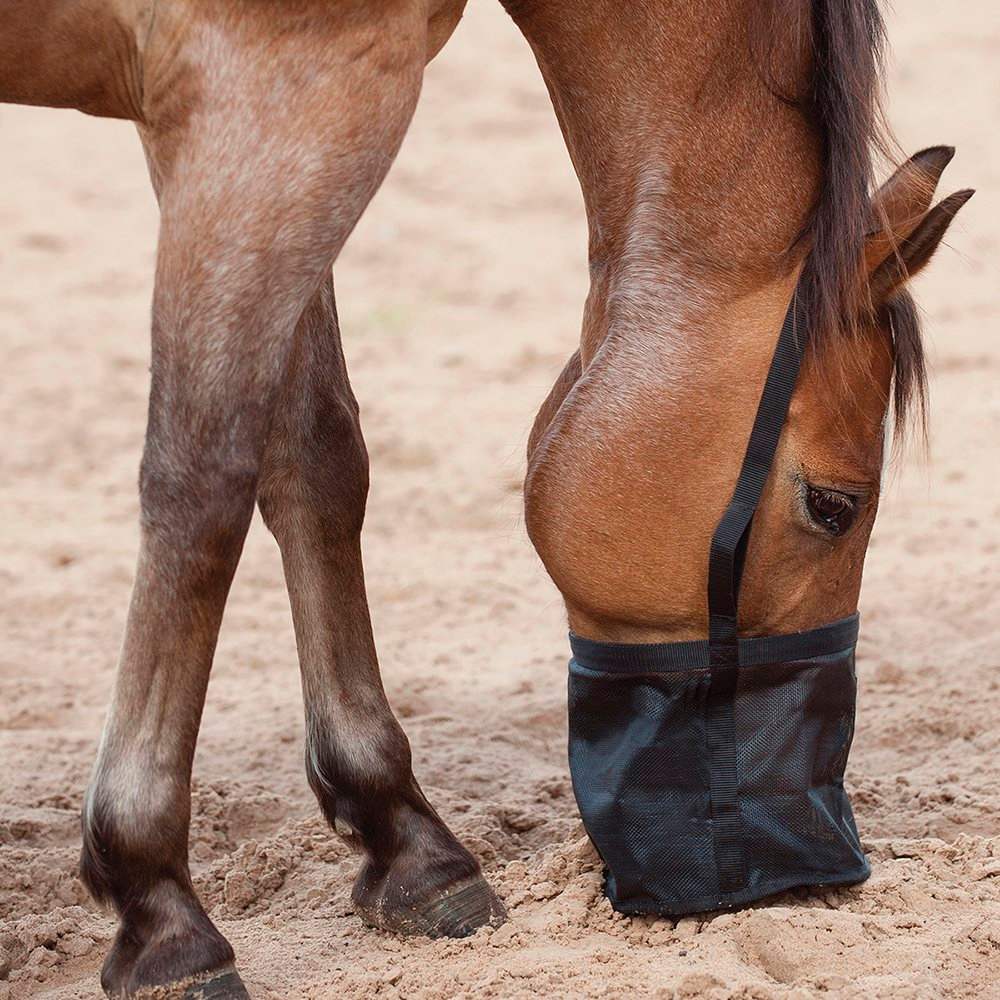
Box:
416;875;507;938
182;968;250;1000
356;873;506;939
117;967;250;1000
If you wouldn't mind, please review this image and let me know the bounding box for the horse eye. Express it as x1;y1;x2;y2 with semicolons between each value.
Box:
805;486;857;536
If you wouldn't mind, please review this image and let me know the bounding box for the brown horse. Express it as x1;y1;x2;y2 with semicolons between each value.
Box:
0;1;971;997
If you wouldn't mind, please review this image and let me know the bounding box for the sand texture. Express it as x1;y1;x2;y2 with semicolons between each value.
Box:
1;1;997;997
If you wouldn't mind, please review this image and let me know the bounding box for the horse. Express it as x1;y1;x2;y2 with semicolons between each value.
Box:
0;1;971;997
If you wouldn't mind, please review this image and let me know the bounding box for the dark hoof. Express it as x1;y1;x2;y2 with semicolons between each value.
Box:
119;967;250;1000
416;875;508;938
356;874;506;939
182;968;250;1000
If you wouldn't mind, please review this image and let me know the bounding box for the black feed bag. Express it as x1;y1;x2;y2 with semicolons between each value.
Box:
567;297;871;915
569;616;869;914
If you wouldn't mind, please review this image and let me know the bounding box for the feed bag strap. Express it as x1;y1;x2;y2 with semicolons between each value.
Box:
705;293;806;893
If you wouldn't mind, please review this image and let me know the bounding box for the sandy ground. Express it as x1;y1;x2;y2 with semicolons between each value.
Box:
1;2;998;997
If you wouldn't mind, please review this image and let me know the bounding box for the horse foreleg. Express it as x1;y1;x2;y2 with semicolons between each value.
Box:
80;4;431;995
258;276;504;938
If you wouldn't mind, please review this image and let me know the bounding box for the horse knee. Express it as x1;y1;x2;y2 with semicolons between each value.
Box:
258;400;370;544
137;440;261;574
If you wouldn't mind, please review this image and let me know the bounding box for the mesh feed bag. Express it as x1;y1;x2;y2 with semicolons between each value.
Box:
566;298;871;915
568;617;869;914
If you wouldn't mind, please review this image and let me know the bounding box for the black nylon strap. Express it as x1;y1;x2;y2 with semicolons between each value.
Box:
705;291;806;896
708;295;806;649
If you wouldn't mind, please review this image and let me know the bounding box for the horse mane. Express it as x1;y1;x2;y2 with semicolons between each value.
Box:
759;0;926;435
880;287;926;438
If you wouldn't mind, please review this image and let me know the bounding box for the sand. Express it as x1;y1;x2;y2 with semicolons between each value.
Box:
1;1;997;997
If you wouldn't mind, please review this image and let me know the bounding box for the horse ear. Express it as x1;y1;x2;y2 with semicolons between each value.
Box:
865;146;955;272
868;188;974;305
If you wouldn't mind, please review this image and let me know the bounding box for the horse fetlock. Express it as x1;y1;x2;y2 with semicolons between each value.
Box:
82;788;235;998
305;741;408;854
81;772;189;907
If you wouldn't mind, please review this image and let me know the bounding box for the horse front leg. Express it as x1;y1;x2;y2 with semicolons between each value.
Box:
80;4;431;996
258;276;505;938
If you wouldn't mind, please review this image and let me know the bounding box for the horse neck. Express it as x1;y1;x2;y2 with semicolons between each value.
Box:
509;0;819;366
